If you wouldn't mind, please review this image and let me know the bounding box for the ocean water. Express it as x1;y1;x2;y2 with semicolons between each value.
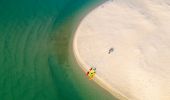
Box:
0;0;117;100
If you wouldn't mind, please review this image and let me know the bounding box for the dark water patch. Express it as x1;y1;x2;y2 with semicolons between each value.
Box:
48;55;82;100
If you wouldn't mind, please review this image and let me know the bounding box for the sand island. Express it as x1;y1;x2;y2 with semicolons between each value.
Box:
73;0;170;100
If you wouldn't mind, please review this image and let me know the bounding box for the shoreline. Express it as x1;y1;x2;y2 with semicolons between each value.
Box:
72;0;170;99
72;26;128;100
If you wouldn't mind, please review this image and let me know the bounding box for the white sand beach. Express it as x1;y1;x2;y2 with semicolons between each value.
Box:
73;0;170;100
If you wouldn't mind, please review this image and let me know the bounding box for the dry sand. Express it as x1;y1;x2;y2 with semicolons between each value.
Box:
73;0;170;100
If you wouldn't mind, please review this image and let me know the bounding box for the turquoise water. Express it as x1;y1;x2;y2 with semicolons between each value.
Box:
0;0;118;100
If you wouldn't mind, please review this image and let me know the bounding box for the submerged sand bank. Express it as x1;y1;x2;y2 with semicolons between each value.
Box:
73;0;170;100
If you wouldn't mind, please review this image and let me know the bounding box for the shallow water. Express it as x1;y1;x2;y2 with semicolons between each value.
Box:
0;0;118;100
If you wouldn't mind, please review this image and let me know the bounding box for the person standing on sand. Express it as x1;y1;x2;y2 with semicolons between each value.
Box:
108;48;114;54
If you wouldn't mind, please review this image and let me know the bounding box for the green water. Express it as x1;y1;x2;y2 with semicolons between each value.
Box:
0;0;118;100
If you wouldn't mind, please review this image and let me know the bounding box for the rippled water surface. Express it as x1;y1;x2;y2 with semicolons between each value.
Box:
0;0;117;100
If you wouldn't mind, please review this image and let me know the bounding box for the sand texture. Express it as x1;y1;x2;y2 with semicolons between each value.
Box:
73;0;170;100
